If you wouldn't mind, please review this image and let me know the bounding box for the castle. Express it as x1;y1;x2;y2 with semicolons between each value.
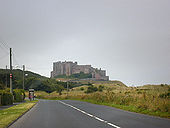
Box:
51;61;109;81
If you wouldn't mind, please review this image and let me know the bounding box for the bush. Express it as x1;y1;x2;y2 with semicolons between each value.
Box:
159;92;170;99
0;90;13;105
0;83;5;90
13;89;25;102
85;86;98;93
160;84;164;87
98;85;104;92
80;87;84;91
20;89;26;100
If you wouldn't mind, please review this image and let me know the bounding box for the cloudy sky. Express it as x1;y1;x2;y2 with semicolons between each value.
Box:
0;0;170;86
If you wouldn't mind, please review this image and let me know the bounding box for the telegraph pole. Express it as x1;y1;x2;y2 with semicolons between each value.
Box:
10;48;13;94
67;81;68;97
22;65;25;90
6;65;7;88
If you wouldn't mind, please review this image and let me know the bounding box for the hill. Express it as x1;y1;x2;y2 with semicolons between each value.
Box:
0;69;86;93
71;80;127;87
0;69;46;79
0;69;63;92
0;69;47;88
0;69;127;94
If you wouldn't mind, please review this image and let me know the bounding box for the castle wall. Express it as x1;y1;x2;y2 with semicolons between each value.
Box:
72;65;91;74
51;61;109;80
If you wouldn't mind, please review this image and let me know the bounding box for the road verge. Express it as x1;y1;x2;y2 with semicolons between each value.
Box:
0;100;38;128
39;97;170;119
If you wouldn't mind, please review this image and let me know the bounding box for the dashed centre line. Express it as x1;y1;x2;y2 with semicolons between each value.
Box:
58;100;121;128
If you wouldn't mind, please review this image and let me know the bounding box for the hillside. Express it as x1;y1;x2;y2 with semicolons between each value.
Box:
0;69;46;80
72;80;127;87
0;69;63;92
0;69;47;88
0;69;87;92
0;68;127;93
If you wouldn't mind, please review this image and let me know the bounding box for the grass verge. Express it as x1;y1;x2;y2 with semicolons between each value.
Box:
0;100;38;128
78;99;170;118
40;97;170;119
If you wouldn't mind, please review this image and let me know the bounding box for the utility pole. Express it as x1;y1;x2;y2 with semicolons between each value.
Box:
22;65;25;90
67;81;68;96
10;48;13;94
6;65;8;88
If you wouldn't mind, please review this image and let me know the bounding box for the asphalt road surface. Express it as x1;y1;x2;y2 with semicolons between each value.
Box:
9;100;170;128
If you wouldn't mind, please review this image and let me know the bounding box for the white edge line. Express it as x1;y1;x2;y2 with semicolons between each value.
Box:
58;100;121;128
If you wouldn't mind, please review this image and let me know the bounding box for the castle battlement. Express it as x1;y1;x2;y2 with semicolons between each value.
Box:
51;61;109;81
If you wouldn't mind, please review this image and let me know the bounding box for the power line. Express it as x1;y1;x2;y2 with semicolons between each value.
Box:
12;52;20;66
0;38;10;49
0;38;11;54
0;42;9;54
0;53;8;60
0;40;21;70
2;40;21;66
0;39;24;71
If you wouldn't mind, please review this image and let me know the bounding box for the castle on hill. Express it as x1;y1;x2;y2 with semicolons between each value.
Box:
51;61;109;81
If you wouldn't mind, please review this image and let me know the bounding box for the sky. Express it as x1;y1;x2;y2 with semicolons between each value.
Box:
0;0;170;86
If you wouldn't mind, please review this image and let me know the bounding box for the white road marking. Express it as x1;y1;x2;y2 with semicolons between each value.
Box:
58;100;121;128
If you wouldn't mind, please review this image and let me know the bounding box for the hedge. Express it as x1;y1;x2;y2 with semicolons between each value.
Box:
0;90;13;105
13;89;25;102
0;89;25;105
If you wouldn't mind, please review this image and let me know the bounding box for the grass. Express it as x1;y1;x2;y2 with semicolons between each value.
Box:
39;96;170;118
35;84;170;119
75;99;170;118
0;100;38;128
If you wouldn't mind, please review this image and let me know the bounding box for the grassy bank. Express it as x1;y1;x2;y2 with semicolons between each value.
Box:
0;100;37;128
72;98;169;118
39;96;170;118
36;84;170;118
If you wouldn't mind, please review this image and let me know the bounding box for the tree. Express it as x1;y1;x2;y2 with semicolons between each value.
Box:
0;82;5;90
56;85;64;95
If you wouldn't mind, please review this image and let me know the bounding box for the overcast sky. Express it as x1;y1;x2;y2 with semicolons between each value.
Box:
0;0;170;86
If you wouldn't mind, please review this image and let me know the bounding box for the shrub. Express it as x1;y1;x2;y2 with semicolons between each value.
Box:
13;89;25;102
0;83;5;90
20;89;26;100
137;91;142;94
80;87;84;91
98;85;104;92
159;92;170;99
85;86;98;93
0;90;13;105
125;91;130;94
161;84;164;87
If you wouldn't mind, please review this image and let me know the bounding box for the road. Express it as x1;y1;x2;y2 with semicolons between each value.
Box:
9;100;170;128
